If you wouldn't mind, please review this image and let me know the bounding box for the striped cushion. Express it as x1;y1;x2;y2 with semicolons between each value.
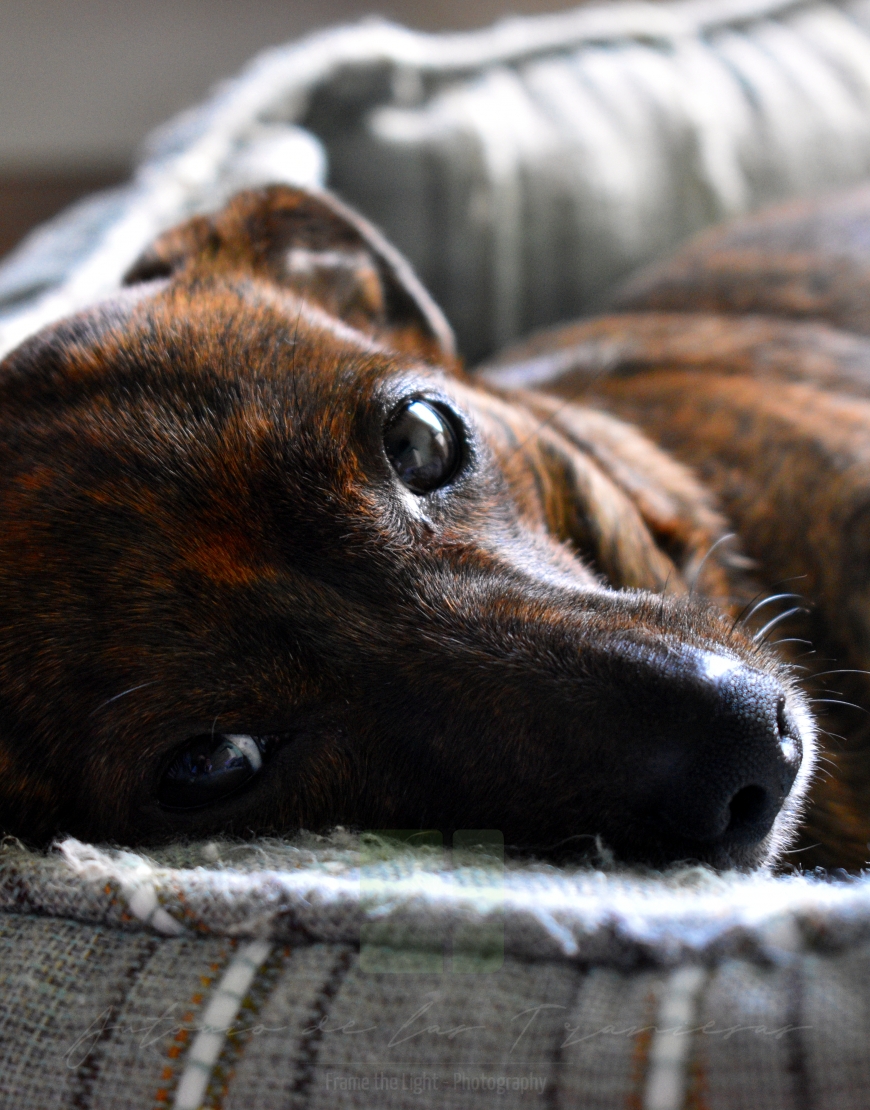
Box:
4;0;870;361
1;837;870;1108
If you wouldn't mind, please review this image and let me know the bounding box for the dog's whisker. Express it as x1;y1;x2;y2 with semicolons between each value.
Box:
817;728;848;747
780;842;822;855
731;589;766;632
730;576;810;633
89;681;156;717
743;592;806;625
687;532;736;595
812;669;870;679
502;394;586;465
810;698;867;713
658;570;672;619
753;607;809;642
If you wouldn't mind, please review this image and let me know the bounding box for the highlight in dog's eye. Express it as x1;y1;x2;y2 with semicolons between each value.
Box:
158;734;269;809
384;399;460;493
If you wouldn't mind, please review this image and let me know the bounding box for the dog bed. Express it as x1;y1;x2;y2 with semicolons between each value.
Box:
3;1;870;1106
3;835;870;1109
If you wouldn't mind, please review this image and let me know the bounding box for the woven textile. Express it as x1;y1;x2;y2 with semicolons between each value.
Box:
4;0;870;361
1;836;870;1108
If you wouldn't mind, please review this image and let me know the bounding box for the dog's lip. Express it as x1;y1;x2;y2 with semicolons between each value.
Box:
605;817;780;870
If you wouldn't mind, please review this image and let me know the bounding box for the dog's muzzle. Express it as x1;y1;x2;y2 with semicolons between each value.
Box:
652;652;803;846
598;645;809;863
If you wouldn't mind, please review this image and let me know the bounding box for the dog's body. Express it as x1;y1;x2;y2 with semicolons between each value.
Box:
7;182;870;869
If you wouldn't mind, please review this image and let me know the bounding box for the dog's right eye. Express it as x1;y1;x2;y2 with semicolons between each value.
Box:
384;399;460;493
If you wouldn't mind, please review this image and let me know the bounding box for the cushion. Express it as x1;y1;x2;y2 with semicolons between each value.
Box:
3;0;870;361
2;835;870;1108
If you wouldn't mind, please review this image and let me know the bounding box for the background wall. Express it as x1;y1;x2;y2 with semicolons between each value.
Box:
0;0;585;257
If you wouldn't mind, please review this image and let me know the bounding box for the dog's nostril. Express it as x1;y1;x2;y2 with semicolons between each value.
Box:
726;784;769;834
776;696;789;739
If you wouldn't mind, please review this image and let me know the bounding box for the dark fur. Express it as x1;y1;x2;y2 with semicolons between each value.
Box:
0;184;845;869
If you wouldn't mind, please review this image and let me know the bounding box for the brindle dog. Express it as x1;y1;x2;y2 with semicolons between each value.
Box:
8;181;870;871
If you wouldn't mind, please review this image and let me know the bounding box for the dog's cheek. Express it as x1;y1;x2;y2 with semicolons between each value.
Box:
0;721;66;844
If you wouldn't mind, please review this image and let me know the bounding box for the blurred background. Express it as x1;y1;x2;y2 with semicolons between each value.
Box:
0;0;588;260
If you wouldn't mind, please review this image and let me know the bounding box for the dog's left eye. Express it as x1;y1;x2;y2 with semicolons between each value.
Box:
158;733;269;809
384;400;460;493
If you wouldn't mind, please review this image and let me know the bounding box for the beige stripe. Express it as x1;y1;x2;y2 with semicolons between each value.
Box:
173;940;273;1110
643;965;707;1110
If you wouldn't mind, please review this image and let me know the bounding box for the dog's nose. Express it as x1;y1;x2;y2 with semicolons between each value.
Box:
635;650;803;848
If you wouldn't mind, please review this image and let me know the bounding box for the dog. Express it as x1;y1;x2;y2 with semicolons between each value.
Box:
6;181;864;871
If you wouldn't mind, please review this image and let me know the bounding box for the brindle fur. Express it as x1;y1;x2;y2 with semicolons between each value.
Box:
483;183;870;868
0;184;847;867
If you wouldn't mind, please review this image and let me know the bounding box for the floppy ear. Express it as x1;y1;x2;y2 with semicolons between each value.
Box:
468;384;746;603
124;185;456;363
530;392;749;599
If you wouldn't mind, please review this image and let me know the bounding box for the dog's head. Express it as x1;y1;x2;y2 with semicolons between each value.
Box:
0;187;815;868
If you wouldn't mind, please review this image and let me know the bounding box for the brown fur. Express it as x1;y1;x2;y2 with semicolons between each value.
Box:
483;182;870;867
0;183;844;868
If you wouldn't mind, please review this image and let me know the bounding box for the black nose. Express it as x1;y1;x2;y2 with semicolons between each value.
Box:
628;649;803;849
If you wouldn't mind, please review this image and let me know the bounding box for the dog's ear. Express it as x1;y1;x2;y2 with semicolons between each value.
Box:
608;182;870;335
125;186;456;362
473;385;744;602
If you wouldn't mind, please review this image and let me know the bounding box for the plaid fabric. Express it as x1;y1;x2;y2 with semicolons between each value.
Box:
1;837;870;1108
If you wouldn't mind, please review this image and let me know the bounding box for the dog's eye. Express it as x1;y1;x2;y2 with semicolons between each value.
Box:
384;400;460;493
158;733;267;809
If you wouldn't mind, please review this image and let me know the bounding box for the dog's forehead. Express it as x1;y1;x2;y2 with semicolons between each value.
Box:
0;278;452;439
0;277;466;555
